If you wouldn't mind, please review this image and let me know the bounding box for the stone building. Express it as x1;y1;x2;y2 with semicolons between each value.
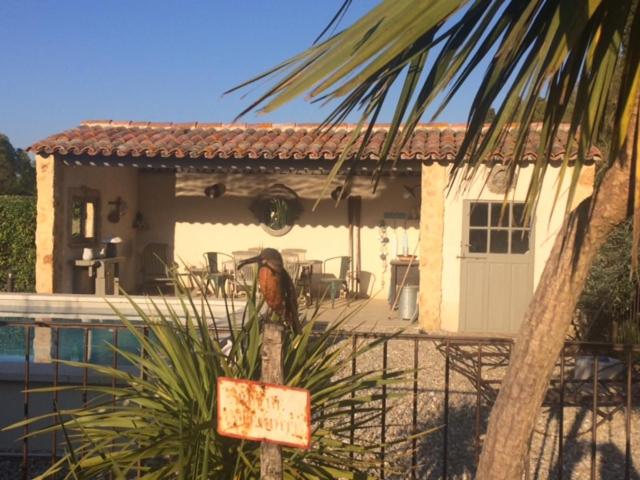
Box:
30;120;596;333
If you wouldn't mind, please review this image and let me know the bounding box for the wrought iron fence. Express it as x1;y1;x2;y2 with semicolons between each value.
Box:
0;320;638;479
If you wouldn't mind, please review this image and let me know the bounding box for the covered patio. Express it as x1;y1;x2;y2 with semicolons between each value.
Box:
31;120;423;320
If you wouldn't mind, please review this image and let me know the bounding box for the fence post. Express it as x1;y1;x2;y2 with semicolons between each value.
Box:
261;320;284;480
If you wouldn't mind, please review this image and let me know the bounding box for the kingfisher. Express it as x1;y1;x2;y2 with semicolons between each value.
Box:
236;248;302;334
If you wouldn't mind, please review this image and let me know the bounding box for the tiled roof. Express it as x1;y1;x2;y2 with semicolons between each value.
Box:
29;120;600;162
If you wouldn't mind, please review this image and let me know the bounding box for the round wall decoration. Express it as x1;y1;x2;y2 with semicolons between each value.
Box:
249;184;303;237
487;165;511;194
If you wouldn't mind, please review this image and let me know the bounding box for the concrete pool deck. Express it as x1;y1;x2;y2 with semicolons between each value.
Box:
0;292;417;332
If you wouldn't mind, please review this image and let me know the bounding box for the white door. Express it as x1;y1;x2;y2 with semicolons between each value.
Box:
459;201;534;333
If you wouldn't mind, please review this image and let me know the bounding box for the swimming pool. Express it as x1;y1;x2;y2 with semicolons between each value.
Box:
0;318;142;366
0;292;243;368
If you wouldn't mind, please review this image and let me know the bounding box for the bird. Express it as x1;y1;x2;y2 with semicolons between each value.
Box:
235;248;302;334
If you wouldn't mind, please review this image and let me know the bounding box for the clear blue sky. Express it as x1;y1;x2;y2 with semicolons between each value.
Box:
0;1;476;149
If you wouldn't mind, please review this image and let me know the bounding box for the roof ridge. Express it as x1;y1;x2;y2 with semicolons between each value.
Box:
80;119;471;131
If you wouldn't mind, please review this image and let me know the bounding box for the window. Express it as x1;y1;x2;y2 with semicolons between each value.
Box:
69;189;100;245
467;202;531;255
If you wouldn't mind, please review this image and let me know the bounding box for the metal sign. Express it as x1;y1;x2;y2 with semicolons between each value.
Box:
216;377;311;449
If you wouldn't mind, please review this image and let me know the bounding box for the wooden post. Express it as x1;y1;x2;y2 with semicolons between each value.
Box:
261;320;284;480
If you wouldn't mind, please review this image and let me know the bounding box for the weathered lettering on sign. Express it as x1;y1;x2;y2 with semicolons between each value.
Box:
216;377;311;449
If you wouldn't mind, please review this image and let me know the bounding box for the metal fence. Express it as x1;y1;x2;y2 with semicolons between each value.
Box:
0;320;638;479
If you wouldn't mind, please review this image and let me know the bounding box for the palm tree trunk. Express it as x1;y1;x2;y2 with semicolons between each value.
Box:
475;123;637;478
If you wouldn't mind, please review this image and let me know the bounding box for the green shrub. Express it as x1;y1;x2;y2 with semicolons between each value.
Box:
578;218;639;342
0;195;35;291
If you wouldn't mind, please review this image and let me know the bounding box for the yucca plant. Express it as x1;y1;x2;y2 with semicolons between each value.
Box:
5;281;414;479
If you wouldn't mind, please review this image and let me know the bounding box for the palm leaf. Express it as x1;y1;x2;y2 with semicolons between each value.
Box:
230;0;640;236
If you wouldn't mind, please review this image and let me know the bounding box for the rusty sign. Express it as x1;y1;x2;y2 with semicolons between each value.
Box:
216;377;311;449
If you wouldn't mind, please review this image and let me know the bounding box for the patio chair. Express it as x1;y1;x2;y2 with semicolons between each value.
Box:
203;252;234;297
281;248;306;261
282;252;301;285
232;250;258;295
358;271;377;298
318;256;351;308
140;243;177;294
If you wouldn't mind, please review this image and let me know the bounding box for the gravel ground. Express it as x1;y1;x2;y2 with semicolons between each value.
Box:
0;458;54;480
342;337;640;480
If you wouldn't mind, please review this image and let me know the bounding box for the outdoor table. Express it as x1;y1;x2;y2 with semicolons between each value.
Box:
181;266;232;297
388;257;419;306
73;257;125;295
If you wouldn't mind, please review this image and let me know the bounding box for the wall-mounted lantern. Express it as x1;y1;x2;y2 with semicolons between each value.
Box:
204;183;226;198
107;196;127;223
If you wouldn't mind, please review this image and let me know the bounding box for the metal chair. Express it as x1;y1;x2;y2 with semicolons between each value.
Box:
140;243;177;294
203;252;234;297
282;252;301;285
318;256;351;307
281;248;306;261
358;271;377;298
232;250;257;295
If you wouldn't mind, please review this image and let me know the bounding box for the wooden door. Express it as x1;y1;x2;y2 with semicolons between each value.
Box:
459;201;534;333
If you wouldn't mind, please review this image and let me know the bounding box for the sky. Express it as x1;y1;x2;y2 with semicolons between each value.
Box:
0;1;477;150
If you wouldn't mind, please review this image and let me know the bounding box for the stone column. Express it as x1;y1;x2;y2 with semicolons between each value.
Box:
33;326;53;364
35;154;62;293
418;162;447;331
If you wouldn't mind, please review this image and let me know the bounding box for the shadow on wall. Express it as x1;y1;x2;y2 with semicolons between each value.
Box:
175;172;400;200
136;171;177;270
168;173;421;228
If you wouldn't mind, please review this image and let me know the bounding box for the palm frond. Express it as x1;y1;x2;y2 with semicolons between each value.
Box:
231;0;640;219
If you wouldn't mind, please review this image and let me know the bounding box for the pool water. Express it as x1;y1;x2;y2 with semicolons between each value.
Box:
0;319;142;366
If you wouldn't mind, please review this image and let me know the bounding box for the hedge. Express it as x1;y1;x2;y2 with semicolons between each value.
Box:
0;195;35;291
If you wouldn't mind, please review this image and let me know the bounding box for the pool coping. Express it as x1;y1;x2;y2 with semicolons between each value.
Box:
0;292;246;321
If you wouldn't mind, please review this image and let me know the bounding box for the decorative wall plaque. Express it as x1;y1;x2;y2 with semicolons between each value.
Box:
487;165;511;194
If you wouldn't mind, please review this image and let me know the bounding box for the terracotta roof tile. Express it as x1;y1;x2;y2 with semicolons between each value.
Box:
29;120;600;162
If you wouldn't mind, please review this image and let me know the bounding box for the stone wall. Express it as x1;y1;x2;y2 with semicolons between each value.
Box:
35;154;62;294
418;162;447;331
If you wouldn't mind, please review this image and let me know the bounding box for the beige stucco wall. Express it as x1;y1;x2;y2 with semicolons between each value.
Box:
56;164;139;293
437;163;594;332
36;156;594;333
137;171;420;299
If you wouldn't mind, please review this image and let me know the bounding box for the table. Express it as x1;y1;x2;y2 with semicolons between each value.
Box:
73;257;125;295
388;257;419;306
183;266;232;297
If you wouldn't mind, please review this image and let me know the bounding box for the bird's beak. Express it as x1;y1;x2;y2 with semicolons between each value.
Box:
236;255;261;270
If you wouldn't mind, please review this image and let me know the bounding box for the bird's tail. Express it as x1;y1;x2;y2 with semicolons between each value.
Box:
286;308;302;334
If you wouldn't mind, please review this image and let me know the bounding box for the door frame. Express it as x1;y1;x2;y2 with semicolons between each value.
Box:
459;200;535;332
